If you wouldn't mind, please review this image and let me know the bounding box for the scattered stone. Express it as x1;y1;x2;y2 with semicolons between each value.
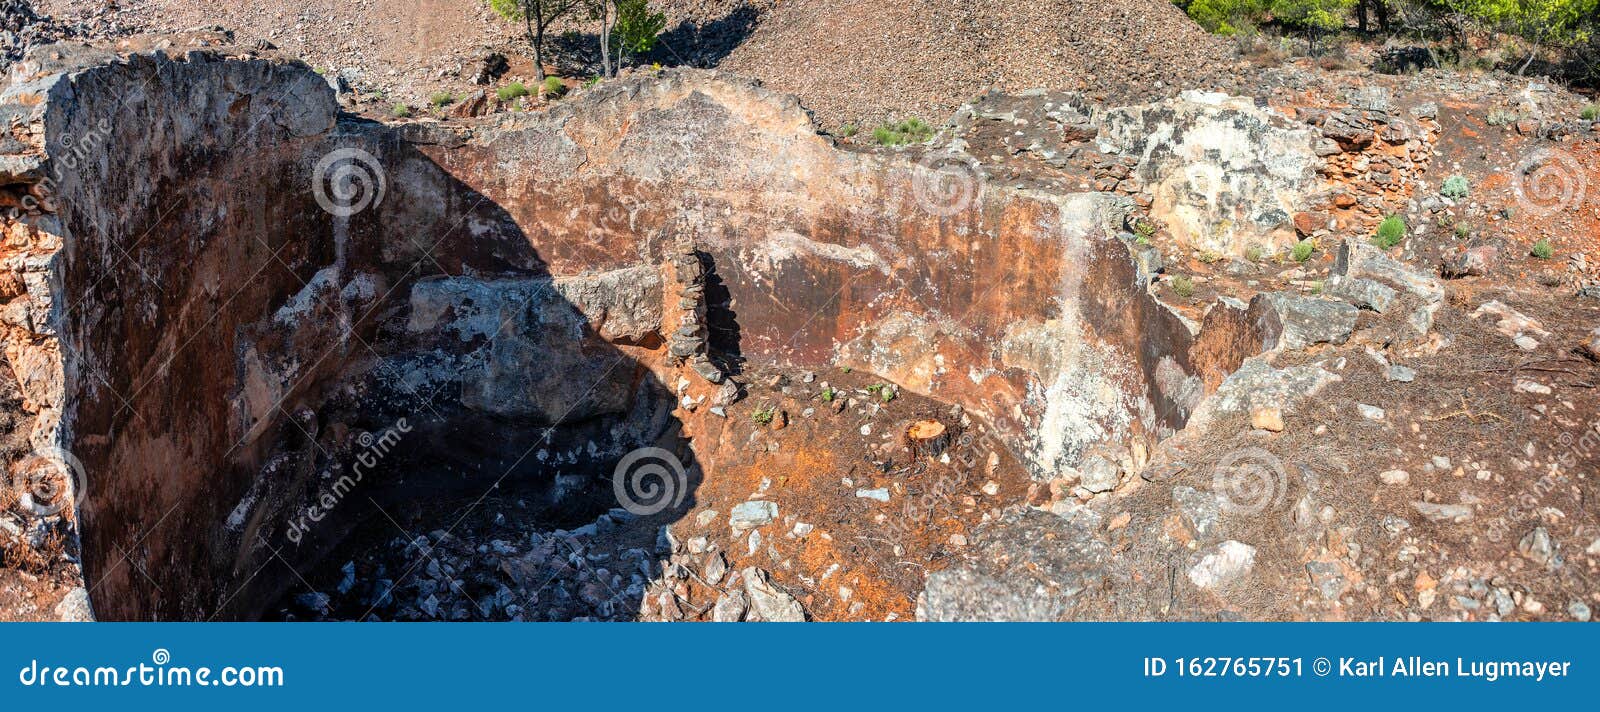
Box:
1514;380;1552;395
54;587;92;622
1188;541;1256;590
855;488;891;502
730;500;778;530
1385;365;1416;383
1358;404;1385;421
742;567;806;622
1325;275;1397;313
704;551;728;585
1252;292;1359;350
1077;455;1122;493
1378;469;1410;486
1304;560;1347;601
1518;527;1558;568
1411;501;1473;523
1250;406;1285;432
1569;600;1592;622
712;590;747;622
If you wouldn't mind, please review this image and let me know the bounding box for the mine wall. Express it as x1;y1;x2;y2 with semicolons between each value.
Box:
0;45;1264;619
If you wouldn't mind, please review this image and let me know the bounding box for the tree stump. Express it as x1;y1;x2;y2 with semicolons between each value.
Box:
904;419;951;458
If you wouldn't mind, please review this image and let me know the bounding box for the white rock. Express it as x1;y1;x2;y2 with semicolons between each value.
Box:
1188;541;1256;590
1379;469;1410;486
1358;404;1385;421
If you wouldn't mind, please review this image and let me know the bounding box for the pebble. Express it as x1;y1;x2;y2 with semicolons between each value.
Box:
1378;469;1410;486
1250;406;1285;432
855;488;891;502
1188;541;1256;590
730;500;778;530
1358;404;1385;421
1569;600;1592;622
1385;365;1416;382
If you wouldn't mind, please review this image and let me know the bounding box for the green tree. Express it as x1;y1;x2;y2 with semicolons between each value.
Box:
587;0;666;78
1272;0;1358;53
487;0;584;83
1180;0;1271;34
1443;0;1599;73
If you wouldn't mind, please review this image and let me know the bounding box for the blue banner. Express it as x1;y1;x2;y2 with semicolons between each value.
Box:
2;623;1594;709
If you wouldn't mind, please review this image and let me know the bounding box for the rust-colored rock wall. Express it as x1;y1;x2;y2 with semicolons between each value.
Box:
1;49;1263;620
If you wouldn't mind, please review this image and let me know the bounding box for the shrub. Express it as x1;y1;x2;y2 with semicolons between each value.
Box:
820;386;836;403
1291;239;1314;262
1170;275;1196;299
429;91;455;108
1133;220;1157;244
1455;224;1471;239
1531;239;1554;259
391;103;411;118
583;76;602;88
1440;175;1470;200
1372;215;1406;249
496;82;529;102
838;124;858;138
541;76;565;98
1244;245;1266;262
1582;105;1599;121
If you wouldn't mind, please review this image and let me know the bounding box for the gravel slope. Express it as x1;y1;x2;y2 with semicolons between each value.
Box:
719;0;1237;129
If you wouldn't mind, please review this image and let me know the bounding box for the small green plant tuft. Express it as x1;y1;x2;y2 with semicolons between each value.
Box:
1486;109;1519;127
752;406;776;425
1582;105;1599;121
872;117;934;146
820;386;836;403
1133;219;1157;245
391;103;411;118
1531;238;1554;259
1197;250;1222;264
1440;175;1470;200
1291;239;1314;263
583;76;602;89
1170;275;1195;299
541;76;565;98
838;124;858;138
1455;224;1471;239
1372;215;1406;249
496;82;529;102
1244;244;1265;262
430;91;456;108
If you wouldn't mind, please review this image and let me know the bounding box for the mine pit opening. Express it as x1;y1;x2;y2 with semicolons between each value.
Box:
4;50;1271;621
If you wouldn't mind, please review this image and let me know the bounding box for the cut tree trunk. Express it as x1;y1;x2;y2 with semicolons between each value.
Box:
904;420;951;459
